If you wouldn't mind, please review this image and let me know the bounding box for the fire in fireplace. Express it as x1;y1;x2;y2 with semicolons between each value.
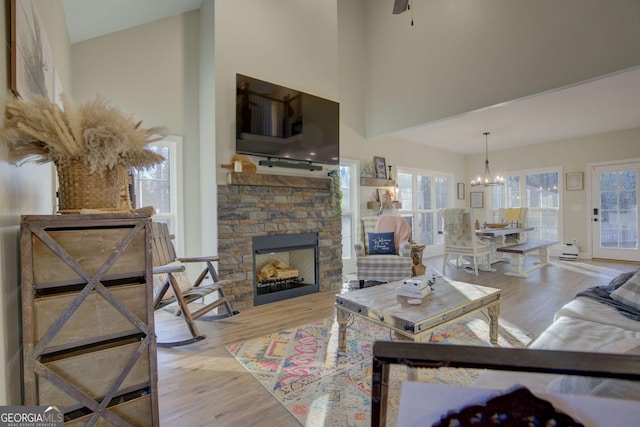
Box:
252;232;319;305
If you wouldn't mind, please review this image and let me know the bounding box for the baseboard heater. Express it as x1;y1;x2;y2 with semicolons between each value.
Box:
559;240;579;261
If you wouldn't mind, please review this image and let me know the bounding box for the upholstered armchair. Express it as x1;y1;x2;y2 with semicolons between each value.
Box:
354;215;413;284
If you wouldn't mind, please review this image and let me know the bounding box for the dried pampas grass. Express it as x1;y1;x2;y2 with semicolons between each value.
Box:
0;93;167;175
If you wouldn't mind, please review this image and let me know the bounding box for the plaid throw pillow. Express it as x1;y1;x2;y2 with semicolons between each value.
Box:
610;269;640;311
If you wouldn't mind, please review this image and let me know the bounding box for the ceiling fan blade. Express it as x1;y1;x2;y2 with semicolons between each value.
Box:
393;0;409;14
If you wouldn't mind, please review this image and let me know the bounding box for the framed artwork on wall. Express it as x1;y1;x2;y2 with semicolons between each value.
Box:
374;156;387;179
457;183;465;200
470;191;484;208
10;0;55;101
566;172;584;191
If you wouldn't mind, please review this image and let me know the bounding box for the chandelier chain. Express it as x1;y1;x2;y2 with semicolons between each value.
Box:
471;132;504;187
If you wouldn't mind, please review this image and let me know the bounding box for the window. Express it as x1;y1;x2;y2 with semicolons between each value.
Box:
398;168;453;249
132;135;184;253
491;168;560;241
340;159;359;273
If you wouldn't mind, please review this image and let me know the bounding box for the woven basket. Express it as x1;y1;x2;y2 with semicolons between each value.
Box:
56;159;122;211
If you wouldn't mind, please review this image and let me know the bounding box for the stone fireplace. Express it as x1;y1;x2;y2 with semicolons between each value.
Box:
217;172;342;310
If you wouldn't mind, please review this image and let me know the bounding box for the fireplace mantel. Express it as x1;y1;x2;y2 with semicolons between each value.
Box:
227;172;331;190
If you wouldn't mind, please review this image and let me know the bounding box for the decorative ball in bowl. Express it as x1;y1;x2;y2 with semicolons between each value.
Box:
485;223;509;229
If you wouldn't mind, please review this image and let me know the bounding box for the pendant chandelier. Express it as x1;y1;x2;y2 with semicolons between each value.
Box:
470;132;504;187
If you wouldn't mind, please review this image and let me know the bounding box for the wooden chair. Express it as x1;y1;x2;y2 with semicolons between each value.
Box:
498;207;529;244
151;222;238;347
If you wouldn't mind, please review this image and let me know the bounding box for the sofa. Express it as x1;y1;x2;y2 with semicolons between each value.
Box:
475;268;640;398
530;269;640;351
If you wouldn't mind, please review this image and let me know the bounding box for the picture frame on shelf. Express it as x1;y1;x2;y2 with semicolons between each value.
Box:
374;156;387;179
377;188;394;204
566;172;584;191
457;182;465;200
470;191;484;208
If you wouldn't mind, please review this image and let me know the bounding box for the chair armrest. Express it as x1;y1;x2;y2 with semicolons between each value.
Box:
354;241;366;257
398;241;412;257
177;255;220;263
153;264;185;274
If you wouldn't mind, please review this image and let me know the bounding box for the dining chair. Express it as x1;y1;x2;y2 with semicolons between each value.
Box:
498;207;529;244
442;208;492;276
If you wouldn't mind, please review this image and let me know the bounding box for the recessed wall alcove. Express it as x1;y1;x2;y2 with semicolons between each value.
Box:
217;172;343;310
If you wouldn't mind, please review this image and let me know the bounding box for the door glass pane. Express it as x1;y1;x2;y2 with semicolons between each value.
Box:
416;212;433;245
417;175;431;210
342;215;352;259
436;211;444;245
435;176;448;209
600;170;638;249
340;166;351;212
398;172;413;210
526;172;559;240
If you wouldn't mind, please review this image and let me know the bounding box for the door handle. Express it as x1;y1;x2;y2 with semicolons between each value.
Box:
593;208;599;215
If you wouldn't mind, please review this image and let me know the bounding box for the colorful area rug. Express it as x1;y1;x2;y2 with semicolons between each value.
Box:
226;315;534;426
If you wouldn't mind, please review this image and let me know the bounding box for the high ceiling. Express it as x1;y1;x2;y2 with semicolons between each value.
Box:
62;0;202;44
388;66;640;154
62;0;640;155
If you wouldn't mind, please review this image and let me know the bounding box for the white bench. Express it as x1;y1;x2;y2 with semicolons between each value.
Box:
496;240;559;278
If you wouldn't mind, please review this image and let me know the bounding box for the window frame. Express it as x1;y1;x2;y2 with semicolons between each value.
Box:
340;158;359;274
397;166;455;258
489;166;562;242
133;135;184;255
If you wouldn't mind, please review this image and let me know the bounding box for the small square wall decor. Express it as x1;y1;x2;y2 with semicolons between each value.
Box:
470;191;484;208
566;172;584;191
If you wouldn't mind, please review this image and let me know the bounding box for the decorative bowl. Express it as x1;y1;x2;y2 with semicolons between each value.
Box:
485;223;509;229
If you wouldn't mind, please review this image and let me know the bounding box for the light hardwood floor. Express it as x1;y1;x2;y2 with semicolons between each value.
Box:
155;256;637;426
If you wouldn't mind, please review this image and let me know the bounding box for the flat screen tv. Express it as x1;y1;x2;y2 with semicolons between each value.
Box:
236;74;339;165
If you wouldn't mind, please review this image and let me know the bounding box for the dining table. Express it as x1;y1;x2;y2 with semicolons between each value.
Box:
476;225;534;264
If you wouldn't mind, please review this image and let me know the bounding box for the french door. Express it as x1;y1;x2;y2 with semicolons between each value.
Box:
590;161;639;261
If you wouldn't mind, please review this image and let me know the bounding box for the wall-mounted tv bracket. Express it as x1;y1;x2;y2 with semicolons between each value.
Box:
259;158;323;171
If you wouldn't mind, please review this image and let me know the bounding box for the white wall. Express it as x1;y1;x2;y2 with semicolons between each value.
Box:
199;0;216;256
71;12;202;256
0;0;71;405
214;0;339;184
338;0;468;217
364;0;640;137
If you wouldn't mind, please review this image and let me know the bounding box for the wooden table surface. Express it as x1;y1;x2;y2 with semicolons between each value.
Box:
335;276;502;350
475;226;534;237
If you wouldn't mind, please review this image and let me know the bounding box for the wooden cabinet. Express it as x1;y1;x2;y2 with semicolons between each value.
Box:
20;214;158;426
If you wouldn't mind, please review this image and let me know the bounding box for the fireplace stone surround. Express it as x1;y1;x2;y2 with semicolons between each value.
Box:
217;172;343;310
